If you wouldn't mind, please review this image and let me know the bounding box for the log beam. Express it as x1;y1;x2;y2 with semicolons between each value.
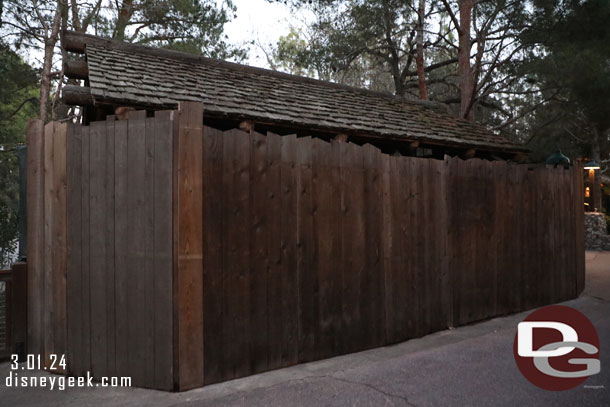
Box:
512;152;525;162
63;59;89;79
62;33;86;53
408;140;420;155
62;85;93;106
239;120;255;132
334;133;348;142
461;149;476;159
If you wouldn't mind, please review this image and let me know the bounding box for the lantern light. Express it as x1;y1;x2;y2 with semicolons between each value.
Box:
583;159;601;170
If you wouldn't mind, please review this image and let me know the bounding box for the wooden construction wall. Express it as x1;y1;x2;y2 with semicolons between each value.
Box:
26;102;585;391
27;111;176;390
67;110;175;389
199;127;585;386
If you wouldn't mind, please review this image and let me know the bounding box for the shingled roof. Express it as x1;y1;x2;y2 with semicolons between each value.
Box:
62;31;525;154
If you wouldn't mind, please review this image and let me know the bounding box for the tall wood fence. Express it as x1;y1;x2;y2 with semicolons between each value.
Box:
27;102;585;391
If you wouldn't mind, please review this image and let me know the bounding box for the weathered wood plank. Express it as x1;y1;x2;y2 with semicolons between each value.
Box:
356;143;382;345
153;111;174;390
26;119;45;358
89;121;108;378
493;161;509;316
202;126;224;385
311;138;341;357
113;119;129;378
385;154;407;343
339;141;365;353
66;124;82;375
43;122;55;364
248;130;269;374
279;134;298;365
140;117;155;387
126;117;147;386
104;117;116;377
51;122;68;371
221;128;250;380
174;102;204;390
80;125;91;375
295;136;316;362
265;131;283;369
380;153;392;340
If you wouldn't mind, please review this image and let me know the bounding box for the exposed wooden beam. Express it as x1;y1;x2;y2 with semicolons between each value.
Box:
461;149;476;159
62;85;93;106
63;59;89;79
239;120;255;132
62;32;86;53
512;152;525;162
408;140;420;156
334;133;348;142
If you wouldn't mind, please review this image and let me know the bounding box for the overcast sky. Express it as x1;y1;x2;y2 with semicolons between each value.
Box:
16;0;309;69
222;0;313;68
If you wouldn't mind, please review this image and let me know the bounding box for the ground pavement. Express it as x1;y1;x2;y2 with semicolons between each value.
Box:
1;252;609;406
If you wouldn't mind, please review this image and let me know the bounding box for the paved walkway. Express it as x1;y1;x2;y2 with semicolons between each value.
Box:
584;251;610;301
1;253;609;406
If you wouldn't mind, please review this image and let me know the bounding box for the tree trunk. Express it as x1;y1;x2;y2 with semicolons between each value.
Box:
39;0;63;121
416;0;427;100
114;0;135;41
458;0;474;121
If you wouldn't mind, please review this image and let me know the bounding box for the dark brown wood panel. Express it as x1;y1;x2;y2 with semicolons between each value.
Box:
104;117;116;377
66;124;82;375
26;120;45;358
295;137;316;362
202;126;224;385
248;130;269;375
52;123;68;371
113;119;129;379
47;109;586;391
264;132;283;370
339;141;365;353
311;138;342;357
89;121;108;377
152;112;174;390
361;144;385;348
279;134;299;365
174;102;204;390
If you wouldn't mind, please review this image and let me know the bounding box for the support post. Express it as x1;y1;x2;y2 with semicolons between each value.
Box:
26;120;44;356
173;102;204;390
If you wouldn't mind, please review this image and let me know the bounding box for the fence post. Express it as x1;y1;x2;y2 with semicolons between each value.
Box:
26;119;44;356
173;102;204;390
26;120;68;368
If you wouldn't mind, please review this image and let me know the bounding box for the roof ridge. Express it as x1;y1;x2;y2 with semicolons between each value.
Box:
64;30;448;111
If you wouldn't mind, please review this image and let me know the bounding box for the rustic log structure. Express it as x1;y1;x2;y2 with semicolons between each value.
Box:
27;105;584;392
60;30;526;161
22;32;586;393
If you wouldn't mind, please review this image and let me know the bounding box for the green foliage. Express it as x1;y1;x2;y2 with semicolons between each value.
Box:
266;0;418;92
92;0;248;60
0;43;39;267
519;0;610;163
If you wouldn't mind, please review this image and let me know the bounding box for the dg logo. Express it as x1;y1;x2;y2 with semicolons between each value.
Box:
513;305;601;391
